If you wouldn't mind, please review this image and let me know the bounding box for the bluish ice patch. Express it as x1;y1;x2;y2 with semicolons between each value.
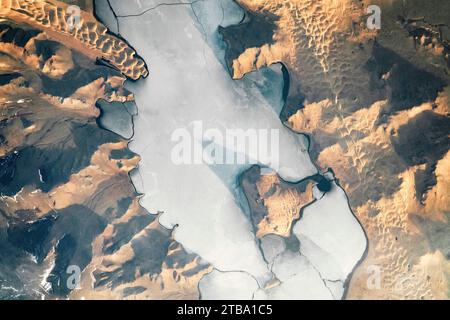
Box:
96;100;134;139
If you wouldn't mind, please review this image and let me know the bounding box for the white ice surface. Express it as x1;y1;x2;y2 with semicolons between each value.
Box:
260;234;286;267
107;0;316;284
97;0;367;299
199;270;259;300
293;183;367;281
255;251;334;300
325;280;345;300
96;101;134;139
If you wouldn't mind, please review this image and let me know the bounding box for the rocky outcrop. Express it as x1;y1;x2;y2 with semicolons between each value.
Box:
0;3;207;299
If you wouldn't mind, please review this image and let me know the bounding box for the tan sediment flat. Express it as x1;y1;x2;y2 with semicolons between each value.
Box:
230;0;450;299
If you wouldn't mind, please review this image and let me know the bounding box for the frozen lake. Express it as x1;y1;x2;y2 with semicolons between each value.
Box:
96;0;367;299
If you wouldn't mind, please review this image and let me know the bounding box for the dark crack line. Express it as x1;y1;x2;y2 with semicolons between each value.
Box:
106;0;360;301
268;250;343;299
114;0;203;18
190;1;207;42
189;0;211;77
298;251;342;299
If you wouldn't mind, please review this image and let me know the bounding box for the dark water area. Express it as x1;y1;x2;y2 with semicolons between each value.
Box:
279;63;306;122
281;63;290;105
312;175;332;193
